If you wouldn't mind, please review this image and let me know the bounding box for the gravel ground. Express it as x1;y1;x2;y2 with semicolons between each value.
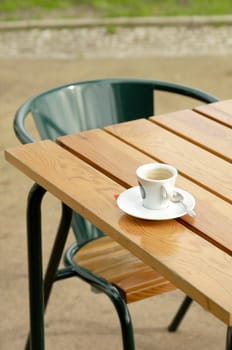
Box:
1;19;232;59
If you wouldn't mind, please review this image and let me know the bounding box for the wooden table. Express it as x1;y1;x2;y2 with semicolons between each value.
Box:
5;99;232;349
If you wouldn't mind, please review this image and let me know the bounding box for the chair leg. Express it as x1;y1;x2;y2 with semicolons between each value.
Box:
108;286;135;350
43;202;73;306
226;326;232;350
63;262;135;350
25;184;72;350
168;295;193;332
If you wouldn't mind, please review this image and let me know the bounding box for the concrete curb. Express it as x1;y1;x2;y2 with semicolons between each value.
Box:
1;15;232;31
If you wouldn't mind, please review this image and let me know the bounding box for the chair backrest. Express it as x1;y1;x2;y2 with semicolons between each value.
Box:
30;79;154;141
14;78;219;245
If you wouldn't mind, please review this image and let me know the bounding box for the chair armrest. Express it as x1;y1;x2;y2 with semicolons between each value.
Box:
14;98;35;144
152;80;220;104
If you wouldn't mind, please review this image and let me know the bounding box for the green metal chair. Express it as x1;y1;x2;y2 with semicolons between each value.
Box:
14;78;220;350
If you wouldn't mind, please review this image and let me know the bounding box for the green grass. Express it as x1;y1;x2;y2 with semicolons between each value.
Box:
80;0;232;17
0;0;72;11
0;0;232;20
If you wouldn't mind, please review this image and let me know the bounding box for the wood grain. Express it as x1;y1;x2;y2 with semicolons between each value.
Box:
149;109;231;162
58;129;232;256
194;99;232;127
75;235;175;303
5;140;232;325
57;129;152;188
104;119;231;202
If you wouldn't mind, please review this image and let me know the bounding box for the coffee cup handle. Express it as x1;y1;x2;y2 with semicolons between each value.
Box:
138;181;146;199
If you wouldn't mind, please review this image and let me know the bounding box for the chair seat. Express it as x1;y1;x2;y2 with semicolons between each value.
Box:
74;236;176;303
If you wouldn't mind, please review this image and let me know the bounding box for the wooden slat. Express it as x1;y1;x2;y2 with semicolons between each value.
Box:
194;99;232;127
4;140;124;223
5;141;232;325
57;129;154;188
75;236;176;303
58;129;232;256
149;109;232;162
104;119;231;202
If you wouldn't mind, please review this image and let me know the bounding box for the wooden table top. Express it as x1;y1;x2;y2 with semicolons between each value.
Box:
5;99;232;325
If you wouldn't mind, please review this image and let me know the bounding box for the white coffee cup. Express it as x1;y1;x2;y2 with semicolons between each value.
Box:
136;163;177;210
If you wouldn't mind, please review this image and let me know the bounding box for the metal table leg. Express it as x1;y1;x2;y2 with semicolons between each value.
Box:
226;326;232;350
26;183;72;349
27;184;46;350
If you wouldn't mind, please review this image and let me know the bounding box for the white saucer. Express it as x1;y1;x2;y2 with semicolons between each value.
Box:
117;186;195;220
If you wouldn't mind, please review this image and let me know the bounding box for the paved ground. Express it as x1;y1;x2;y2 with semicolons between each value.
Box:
1;19;232;350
